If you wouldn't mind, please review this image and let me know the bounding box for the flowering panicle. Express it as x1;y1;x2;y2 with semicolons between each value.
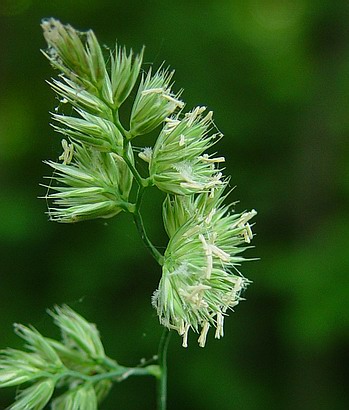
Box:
39;19;257;349
153;188;256;346
43;140;133;222
149;107;225;195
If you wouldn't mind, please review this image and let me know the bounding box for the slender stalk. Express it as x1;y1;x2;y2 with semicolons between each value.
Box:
111;109;147;187
157;328;171;410
130;185;164;265
122;140;145;188
53;365;158;385
112;109;129;137
132;207;164;265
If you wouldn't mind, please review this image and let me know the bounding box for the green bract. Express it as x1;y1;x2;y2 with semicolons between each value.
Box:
51;383;98;410
9;379;55;410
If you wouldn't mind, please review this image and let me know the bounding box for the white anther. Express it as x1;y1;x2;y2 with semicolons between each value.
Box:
211;245;230;262
199;234;213;278
163;94;184;108
233;277;244;293
138;147;153;163
215;312;224;339
205;208;216;224
204;110;213;122
180;284;210;308
181;323;190;348
186;106;206;126
241;223;253;243
198;321;210;347
179;134;186;146
199;154;225;163
59;139;74;165
141;87;164;95
237;210;256;243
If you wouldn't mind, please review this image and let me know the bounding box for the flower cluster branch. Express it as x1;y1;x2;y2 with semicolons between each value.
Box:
0;306;158;409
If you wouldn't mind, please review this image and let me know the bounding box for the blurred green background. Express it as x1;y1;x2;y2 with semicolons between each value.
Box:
1;0;349;409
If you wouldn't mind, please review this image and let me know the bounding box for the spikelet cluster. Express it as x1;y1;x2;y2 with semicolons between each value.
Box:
153;187;256;346
40;19;257;347
0;306;114;410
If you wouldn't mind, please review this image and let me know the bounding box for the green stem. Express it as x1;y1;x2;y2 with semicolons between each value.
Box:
130;185;164;265
112;109;129;137
132;203;164;266
122;144;145;188
157;328;171;410
111;110;145;187
54;364;158;385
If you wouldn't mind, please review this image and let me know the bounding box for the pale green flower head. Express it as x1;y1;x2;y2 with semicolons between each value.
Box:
52;109;124;154
43;140;133;222
9;379;55;410
0;305;116;409
148;107;225;195
129;67;184;137
110;44;144;109
41;18;111;103
0;349;49;388
153;188;257;347
51;383;98;410
48;76;112;119
48;305;106;360
42;19;144;118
